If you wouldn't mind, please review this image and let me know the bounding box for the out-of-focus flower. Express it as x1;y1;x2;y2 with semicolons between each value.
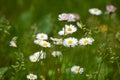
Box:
40;75;46;80
29;55;38;62
58;24;77;35
89;8;102;15
34;39;42;45
51;51;62;57
99;25;108;32
106;5;116;14
9;41;17;47
76;22;83;29
58;13;80;22
71;65;84;74
36;33;48;40
63;37;78;47
79;37;94;45
27;73;37;80
50;37;63;45
34;51;46;60
39;40;51;48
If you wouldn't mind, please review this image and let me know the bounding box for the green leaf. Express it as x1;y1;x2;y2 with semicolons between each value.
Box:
0;67;9;79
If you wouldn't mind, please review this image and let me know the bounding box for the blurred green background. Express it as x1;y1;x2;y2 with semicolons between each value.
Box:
0;0;120;80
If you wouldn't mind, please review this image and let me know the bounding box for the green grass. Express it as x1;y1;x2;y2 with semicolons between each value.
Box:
0;0;120;80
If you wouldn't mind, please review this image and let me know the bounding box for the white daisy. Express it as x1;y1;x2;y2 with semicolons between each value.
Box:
58;24;77;35
71;65;84;74
29;55;38;62
50;37;63;45
34;39;42;45
65;24;77;34
34;51;46;60
51;51;62;57
89;8;102;15
27;73;37;80
79;37;94;45
36;33;48;40
58;13;76;22
9;41;17;47
39;40;51;48
63;37;78;47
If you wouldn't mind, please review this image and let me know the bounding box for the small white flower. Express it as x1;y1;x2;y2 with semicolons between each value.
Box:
39;40;51;48
89;8;102;15
50;37;63;45
58;13;76;22
58;24;77;35
36;33;48;40
51;51;62;57
34;39;42;45
34;51;46;60
29;55;38;62
65;24;77;34
63;37;78;47
79;37;94;45
71;66;84;74
27;73;37;80
9;41;17;47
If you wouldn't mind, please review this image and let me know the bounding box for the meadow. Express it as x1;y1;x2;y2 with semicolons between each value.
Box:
0;0;120;80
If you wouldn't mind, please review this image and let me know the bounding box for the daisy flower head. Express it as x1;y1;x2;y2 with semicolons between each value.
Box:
51;51;62;57
39;40;51;48
106;5;117;14
34;51;46;60
34;39;42;45
79;37;94;46
9;41;17;47
58;13;76;22
63;37;78;47
36;33;48;40
89;8;102;15
65;24;77;34
27;73;37;80
71;65;84;74
58;24;77;36
29;55;38;62
50;37;63;45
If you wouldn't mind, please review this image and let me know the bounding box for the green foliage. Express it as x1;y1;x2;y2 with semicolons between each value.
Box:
0;0;120;80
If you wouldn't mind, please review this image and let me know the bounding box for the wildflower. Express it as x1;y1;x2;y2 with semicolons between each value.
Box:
39;40;51;48
51;51;62;57
106;5;117;14
50;37;63;45
58;13;80;22
9;41;17;47
99;25;108;32
58;24;77;35
65;24;77;34
29;55;38;62
34;51;46;60
63;37;78;47
27;73;37;80
89;8;102;15
71;65;84;74
34;39;42;45
79;37;94;45
76;22;83;29
36;33;48;40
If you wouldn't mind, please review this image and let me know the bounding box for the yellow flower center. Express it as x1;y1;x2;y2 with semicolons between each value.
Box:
84;39;89;44
93;8;98;12
40;35;45;38
30;75;35;79
67;27;72;31
43;42;48;47
75;67;80;72
68;40;73;45
32;57;37;61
